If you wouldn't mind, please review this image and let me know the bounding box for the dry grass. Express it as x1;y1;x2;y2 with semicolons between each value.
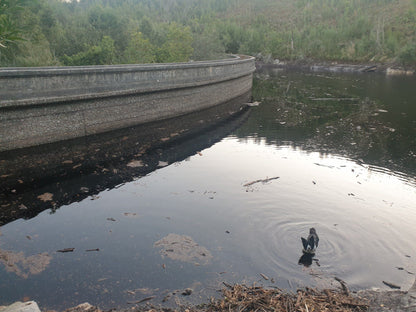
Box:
65;284;370;312
205;284;369;312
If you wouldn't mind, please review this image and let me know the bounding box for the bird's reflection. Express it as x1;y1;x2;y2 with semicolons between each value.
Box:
298;253;314;267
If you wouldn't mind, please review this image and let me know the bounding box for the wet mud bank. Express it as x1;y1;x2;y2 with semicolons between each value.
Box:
256;61;415;75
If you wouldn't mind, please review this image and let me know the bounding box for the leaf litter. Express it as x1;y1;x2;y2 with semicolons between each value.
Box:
37;192;53;202
127;160;144;168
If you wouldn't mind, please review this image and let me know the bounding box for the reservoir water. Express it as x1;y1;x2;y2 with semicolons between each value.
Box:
0;69;415;310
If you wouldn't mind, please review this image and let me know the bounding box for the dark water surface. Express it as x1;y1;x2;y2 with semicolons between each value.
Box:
0;70;415;310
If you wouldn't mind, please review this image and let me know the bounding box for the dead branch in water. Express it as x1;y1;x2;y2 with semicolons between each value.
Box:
243;176;280;187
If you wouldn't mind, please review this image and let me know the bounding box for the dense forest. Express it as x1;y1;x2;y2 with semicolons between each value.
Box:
1;0;415;67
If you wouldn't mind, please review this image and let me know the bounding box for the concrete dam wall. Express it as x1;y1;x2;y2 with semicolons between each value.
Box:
0;55;255;151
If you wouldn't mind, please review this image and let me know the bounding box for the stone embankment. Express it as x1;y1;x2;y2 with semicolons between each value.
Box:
0;55;255;151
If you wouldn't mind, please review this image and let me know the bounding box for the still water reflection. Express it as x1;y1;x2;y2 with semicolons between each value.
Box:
0;71;415;310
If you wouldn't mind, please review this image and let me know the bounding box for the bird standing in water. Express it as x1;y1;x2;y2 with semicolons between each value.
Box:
301;228;319;254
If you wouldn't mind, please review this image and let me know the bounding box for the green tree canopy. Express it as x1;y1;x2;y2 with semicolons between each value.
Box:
0;0;25;48
159;23;194;63
124;31;156;64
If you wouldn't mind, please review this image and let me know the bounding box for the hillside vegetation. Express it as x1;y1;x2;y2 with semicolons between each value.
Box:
1;0;415;66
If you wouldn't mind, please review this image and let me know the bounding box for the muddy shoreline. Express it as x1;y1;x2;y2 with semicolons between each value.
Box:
64;277;416;312
255;60;415;75
2;278;415;312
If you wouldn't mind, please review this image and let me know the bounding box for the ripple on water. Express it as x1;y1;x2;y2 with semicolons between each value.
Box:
221;145;416;290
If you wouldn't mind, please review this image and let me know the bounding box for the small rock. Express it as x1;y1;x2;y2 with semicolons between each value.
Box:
64;302;100;312
0;301;41;312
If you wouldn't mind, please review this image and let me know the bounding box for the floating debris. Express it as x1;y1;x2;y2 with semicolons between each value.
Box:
57;248;75;253
106;218;116;222
154;233;212;264
85;249;99;252
37;192;53;202
334;277;350;296
243;176;280;187
260;273;269;280
0;249;52;279
126;288;159;296
310;97;359;101
127;296;155;304
127;160;144;168
246;101;261;107
123;212;138;218
382;281;401;289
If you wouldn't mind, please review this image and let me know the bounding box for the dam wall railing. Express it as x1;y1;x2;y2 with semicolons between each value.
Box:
0;55;255;151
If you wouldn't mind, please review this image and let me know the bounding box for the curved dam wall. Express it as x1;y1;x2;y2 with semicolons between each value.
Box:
0;55;255;151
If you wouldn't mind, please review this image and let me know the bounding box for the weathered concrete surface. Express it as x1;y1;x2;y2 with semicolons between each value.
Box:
0;301;41;312
0;56;255;151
